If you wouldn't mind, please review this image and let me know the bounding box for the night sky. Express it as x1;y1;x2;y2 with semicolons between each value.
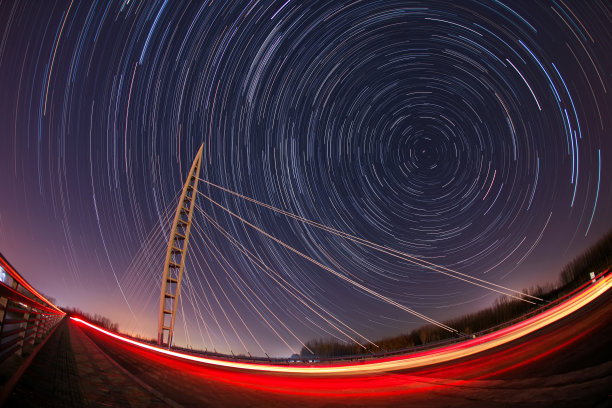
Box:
0;0;611;357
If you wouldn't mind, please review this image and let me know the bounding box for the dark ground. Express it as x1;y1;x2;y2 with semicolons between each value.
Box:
4;285;612;407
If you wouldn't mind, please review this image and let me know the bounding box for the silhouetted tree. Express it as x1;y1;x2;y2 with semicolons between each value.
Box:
301;229;612;358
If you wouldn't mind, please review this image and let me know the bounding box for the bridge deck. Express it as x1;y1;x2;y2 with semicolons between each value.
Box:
3;285;612;407
5;319;167;407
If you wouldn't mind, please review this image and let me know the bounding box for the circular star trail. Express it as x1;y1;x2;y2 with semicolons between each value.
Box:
0;1;610;356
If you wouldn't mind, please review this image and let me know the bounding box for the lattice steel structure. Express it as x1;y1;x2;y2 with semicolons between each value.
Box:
158;144;203;346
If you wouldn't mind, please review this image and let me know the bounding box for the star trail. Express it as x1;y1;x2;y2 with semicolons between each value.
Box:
0;0;610;357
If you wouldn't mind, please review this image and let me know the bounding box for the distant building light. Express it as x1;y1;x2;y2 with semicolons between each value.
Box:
0;266;6;283
590;271;596;283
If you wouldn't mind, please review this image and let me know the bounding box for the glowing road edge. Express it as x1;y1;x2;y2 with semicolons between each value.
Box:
71;273;610;376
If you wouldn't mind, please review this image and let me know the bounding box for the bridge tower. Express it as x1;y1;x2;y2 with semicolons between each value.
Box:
158;143;203;346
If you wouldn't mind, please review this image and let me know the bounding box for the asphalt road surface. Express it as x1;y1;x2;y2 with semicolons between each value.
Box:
68;285;612;408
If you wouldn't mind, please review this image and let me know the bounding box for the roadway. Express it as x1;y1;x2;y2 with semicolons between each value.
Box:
5;283;611;407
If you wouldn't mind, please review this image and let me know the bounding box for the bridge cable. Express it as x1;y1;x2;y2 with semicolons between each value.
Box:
194;207;376;350
182;272;216;351
194;191;458;334
187;236;250;354
189;221;270;355
191;216;312;354
196;178;540;303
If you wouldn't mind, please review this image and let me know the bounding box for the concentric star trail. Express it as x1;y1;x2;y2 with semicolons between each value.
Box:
0;0;610;357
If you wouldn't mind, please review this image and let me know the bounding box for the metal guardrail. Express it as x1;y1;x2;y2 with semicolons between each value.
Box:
0;252;64;362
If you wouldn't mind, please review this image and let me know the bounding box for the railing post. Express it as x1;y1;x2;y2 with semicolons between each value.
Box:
34;312;43;343
0;296;7;340
42;315;49;336
15;306;30;357
39;313;49;342
26;308;40;346
0;278;19;342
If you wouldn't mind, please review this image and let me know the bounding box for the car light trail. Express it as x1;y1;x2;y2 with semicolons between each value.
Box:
72;271;610;376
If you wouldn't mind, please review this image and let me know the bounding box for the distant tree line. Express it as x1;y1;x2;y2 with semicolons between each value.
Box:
559;229;612;290
62;306;119;332
301;229;612;359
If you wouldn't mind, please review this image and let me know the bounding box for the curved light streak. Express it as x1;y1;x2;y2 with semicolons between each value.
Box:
72;270;610;376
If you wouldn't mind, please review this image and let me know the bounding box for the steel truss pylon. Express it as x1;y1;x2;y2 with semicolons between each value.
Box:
158;143;203;346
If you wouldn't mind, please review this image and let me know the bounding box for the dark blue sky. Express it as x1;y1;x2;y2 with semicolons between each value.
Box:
0;0;610;357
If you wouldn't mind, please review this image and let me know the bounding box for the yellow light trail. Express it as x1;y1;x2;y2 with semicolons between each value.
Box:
72;271;610;376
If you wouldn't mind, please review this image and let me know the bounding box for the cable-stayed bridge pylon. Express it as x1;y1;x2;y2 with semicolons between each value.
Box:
157;144;203;346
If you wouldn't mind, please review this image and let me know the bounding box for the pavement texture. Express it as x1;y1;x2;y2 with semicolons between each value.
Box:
5;319;168;407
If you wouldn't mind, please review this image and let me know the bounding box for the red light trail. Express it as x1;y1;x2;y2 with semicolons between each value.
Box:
72;271;610;377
